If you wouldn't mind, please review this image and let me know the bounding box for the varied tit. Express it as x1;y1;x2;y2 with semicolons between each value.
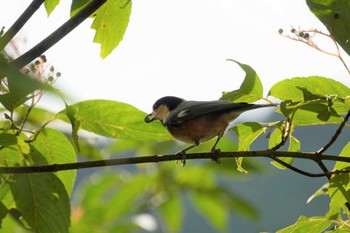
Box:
144;96;275;165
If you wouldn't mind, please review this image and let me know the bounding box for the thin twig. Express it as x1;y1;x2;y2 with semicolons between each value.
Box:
281;28;350;76
0;0;44;51
315;159;331;180
270;119;292;151
315;110;350;180
10;0;107;69
17;104;34;136
1;151;350;174
268;154;338;177
317;110;350;155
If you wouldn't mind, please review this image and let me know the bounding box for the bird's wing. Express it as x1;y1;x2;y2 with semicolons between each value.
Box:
164;100;252;125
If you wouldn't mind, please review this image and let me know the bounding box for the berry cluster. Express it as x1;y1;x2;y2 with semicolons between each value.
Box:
25;54;61;84
278;28;310;40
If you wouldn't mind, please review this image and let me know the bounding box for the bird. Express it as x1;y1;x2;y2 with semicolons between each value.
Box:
144;96;275;166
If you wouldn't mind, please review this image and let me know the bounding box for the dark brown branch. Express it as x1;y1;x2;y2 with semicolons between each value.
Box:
0;0;44;51
268;154;335;177
315;160;331;179
10;0;107;69
315;110;350;209
317;110;350;155
1;151;350;174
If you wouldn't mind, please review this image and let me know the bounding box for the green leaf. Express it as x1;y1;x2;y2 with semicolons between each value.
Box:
291;103;343;125
271;135;299;169
0;145;22;167
276;215;332;233
332;101;350;115
269;76;350;102
108;139;150;154
0;133;17;146
230;122;266;151
325;226;350;232
0;181;14;209
190;186;259;232
30;128;77;195
328;173;350;220
0;214;28;233
221;189;259;221
64;101;81;152
72;173;152;232
15;106;55;126
77;138;104;160
175;166;216;189
327;142;350;219
91;0;132;58
158;191;183;233
307;183;329;204
44;0;60;16
296;86;325;101
289;135;300;152
235;157;248;173
221;59;263;103
269;76;350;117
306;0;350;56
334;142;350;171
0;58;56;111
230;122;267;173
102;174;155;220
268;127;282;149
56;99;171;142
10;173;70;233
191;192;228;232
70;0;91;16
176;166;258;225
0;201;7;228
269;124;293;168
345;96;350;106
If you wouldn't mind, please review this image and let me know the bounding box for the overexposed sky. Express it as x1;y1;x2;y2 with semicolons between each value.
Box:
1;0;349;112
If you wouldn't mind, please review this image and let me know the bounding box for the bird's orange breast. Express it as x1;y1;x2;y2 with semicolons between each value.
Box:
166;112;238;144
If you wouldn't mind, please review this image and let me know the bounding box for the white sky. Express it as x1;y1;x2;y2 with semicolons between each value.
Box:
1;0;349;113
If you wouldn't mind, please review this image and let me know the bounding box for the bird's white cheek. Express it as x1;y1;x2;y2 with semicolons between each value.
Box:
154;105;170;122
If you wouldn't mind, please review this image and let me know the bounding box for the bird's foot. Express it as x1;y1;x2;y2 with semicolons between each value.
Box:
175;150;187;167
210;148;221;164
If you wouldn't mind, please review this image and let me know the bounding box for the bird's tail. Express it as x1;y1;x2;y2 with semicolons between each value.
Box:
238;103;277;112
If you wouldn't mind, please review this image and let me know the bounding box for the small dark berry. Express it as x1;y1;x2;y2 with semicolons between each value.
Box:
334;13;339;19
303;33;310;39
291;28;296;33
278;28;283;34
56;72;61;77
48;76;54;82
298;32;304;37
34;60;40;65
50;66;55;72
40;55;47;62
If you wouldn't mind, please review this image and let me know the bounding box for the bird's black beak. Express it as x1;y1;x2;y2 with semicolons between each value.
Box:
144;113;155;123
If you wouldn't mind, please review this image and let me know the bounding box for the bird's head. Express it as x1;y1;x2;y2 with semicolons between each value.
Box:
144;96;184;124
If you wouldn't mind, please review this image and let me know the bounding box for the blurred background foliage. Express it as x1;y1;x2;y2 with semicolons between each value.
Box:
1;0;350;232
